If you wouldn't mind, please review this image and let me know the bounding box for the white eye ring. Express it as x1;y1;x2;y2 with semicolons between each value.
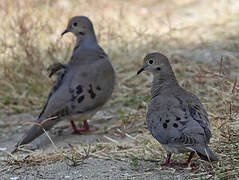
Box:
148;59;154;65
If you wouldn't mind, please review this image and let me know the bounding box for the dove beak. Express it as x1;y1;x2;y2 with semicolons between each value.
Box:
137;65;148;75
61;29;69;36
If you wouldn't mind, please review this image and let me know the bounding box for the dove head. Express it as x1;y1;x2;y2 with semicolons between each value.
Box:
61;16;95;37
137;52;173;76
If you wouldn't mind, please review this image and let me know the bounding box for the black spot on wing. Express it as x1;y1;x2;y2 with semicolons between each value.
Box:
88;84;96;99
96;86;102;91
76;85;83;95
70;84;84;103
173;123;178;128
165;119;170;123
163;123;167;129
176;116;181;121
77;95;85;103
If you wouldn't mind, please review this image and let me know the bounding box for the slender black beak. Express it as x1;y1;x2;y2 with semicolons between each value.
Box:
137;65;147;75
61;29;69;36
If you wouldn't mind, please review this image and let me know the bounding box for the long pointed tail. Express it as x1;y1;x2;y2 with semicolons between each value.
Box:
195;145;217;162
12;117;59;153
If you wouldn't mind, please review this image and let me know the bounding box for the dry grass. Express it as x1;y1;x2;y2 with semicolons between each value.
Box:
0;0;239;179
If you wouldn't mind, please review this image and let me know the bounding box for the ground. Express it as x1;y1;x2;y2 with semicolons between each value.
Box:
0;0;239;179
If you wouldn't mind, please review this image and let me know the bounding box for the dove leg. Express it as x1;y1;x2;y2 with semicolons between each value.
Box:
78;120;90;132
161;152;195;167
70;120;90;134
186;152;195;164
161;153;172;166
175;152;195;166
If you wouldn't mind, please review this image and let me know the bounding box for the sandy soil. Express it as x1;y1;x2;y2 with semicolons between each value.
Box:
0;113;191;180
1;0;239;179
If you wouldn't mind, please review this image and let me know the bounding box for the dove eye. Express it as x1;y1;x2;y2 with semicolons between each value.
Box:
148;59;154;65
73;22;78;27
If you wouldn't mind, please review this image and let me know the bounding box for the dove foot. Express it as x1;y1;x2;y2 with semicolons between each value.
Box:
160;153;172;166
173;161;190;166
70;120;90;134
174;152;195;167
161;152;195;167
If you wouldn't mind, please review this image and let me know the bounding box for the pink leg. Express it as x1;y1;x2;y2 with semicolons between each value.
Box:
161;153;172;166
161;152;195;167
70;120;90;134
175;152;195;166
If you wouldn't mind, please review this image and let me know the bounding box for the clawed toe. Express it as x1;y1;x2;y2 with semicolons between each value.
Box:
161;152;195;167
161;161;188;167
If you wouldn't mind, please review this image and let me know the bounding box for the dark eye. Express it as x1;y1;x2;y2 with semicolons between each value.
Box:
73;22;78;27
148;59;154;65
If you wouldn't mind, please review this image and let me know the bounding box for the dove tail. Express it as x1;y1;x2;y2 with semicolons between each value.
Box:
195;145;217;162
13;117;59;152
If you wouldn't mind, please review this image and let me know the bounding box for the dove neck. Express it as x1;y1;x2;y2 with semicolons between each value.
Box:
76;31;97;48
151;72;179;98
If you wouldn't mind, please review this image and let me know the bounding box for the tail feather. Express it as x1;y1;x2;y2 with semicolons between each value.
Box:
195;145;217;162
12;117;59;153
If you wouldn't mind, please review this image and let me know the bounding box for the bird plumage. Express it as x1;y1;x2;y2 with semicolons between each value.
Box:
14;16;115;151
137;52;217;165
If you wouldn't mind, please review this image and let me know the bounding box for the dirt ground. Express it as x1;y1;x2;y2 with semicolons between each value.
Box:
0;0;239;179
0;113;191;180
1;111;213;180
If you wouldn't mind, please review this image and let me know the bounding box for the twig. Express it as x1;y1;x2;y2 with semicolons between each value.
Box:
219;56;223;75
104;135;119;144
232;78;237;94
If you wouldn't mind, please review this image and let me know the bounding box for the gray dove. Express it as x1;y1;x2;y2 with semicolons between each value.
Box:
137;52;217;166
14;16;115;152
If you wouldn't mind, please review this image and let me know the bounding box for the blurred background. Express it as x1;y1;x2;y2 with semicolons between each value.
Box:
0;0;239;179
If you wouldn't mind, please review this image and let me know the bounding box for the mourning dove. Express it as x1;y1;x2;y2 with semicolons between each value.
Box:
14;16;115;152
137;52;217;166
